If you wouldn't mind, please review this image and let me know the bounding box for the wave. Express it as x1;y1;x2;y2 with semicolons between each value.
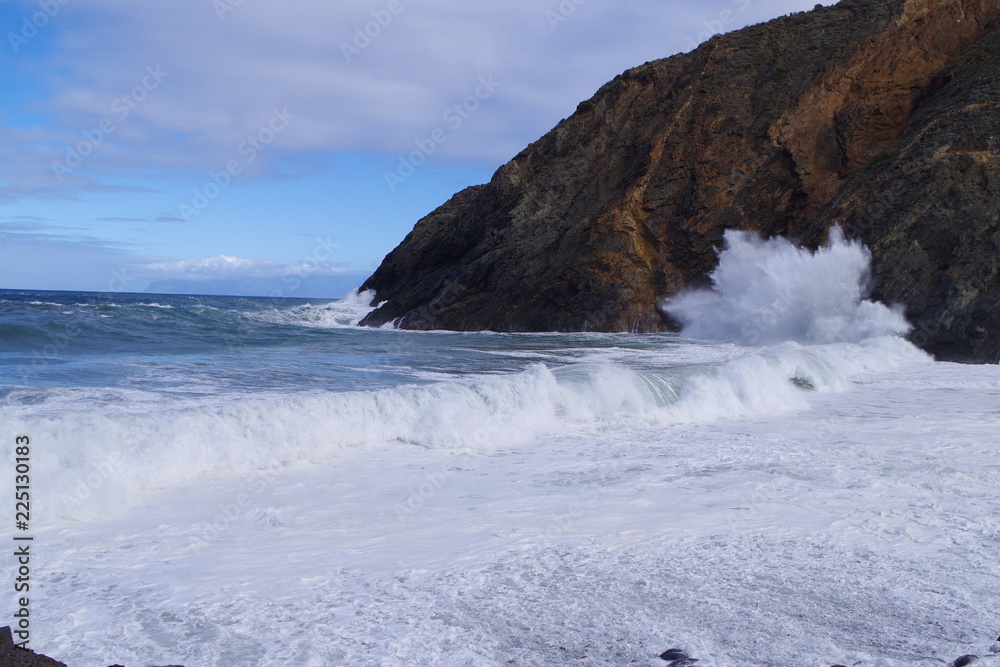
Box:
1;335;929;522
0;234;931;523
662;227;911;345
0;291;382;356
249;289;381;328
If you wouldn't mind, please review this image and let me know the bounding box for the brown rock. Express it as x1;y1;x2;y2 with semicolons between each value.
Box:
798;20;1000;361
360;0;1000;362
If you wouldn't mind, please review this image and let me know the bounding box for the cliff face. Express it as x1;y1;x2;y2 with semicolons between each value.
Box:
360;0;1000;362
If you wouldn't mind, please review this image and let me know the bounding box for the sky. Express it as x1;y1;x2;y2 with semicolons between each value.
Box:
1;0;833;297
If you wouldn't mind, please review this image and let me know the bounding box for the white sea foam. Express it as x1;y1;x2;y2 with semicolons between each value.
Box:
250;288;380;328
663;227;912;344
13;357;998;667
3;334;928;522
1;240;989;666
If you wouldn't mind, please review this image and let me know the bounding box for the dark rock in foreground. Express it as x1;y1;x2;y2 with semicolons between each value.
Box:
0;626;67;667
953;655;980;667
360;0;1000;363
658;646;699;665
659;647;688;660
1;626;188;667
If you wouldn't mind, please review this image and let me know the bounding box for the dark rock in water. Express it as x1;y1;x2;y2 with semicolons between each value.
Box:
658;648;698;665
790;376;816;391
359;0;1000;364
660;648;688;661
953;655;979;667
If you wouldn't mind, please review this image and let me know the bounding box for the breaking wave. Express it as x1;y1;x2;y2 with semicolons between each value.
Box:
3;337;928;522
662;227;911;345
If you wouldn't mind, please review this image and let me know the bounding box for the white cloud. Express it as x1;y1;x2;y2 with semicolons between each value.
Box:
0;0;834;200
136;255;351;280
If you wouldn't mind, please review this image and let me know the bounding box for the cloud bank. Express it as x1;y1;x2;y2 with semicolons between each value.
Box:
2;0;832;201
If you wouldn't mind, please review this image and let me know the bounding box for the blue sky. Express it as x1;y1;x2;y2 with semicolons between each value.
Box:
1;0;831;297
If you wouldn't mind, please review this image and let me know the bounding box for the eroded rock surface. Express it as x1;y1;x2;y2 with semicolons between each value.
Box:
360;0;1000;362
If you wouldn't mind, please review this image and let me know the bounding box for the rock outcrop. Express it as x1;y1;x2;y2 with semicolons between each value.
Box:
359;0;1000;363
0;627;68;667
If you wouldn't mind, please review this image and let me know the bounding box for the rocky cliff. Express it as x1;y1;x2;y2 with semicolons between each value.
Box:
359;0;1000;363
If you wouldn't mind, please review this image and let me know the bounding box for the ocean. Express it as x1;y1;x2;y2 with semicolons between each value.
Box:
1;232;998;666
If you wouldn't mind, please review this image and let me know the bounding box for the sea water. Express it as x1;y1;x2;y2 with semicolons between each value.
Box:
1;232;998;666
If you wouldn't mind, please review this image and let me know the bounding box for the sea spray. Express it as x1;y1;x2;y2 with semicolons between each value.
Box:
252;288;380;328
662;227;911;344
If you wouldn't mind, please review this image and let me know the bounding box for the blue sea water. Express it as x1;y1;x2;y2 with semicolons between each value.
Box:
0;289;461;395
0;289;703;397
1;232;998;666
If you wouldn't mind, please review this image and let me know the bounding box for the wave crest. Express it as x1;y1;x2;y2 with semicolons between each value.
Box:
2;336;929;522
